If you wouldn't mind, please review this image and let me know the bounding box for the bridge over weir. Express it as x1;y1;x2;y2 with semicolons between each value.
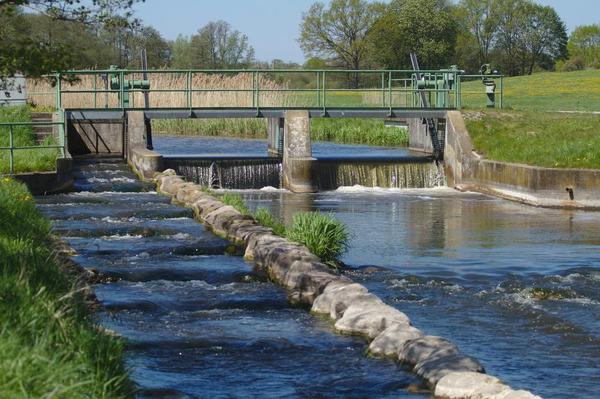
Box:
35;68;502;192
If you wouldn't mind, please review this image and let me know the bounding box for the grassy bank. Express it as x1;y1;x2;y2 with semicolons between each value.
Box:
460;70;600;112
0;178;132;397
153;118;407;147
464;110;600;169
0;106;58;174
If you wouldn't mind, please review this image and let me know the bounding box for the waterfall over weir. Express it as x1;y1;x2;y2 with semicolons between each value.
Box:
314;156;446;190
164;157;282;189
164;156;445;190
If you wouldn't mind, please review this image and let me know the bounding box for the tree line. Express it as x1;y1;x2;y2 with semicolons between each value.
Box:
1;0;599;79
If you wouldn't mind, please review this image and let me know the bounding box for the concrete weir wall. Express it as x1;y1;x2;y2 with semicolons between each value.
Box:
142;167;541;399
444;111;600;210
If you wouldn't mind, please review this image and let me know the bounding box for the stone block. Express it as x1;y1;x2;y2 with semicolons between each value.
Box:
399;336;459;366
368;324;424;357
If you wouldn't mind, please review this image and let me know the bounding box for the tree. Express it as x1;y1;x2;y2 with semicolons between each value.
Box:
189;21;254;68
367;0;457;70
494;0;567;75
568;24;600;68
0;0;142;77
458;0;500;66
299;0;383;86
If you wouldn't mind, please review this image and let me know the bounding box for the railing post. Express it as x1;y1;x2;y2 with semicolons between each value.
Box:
59;111;66;158
93;74;97;108
316;71;320;107
252;71;257;108
256;71;260;116
119;70;125;108
322;71;327;113
187;70;192;108
381;72;385;107
499;76;504;109
388;71;392;116
55;73;62;110
456;73;461;109
8;125;14;174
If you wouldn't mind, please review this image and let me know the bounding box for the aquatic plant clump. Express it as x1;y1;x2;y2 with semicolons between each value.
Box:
253;207;287;237
0;178;132;398
219;192;251;215
286;211;349;266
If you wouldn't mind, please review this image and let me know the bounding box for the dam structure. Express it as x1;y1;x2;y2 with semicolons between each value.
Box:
47;67;481;192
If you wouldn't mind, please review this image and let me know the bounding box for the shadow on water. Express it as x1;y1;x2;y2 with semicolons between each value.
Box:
36;158;428;399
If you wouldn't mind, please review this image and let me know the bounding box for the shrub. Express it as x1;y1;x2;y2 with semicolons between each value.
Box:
253;207;287;237
286;211;349;267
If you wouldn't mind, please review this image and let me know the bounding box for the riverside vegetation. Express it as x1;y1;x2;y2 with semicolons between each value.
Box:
0;178;132;398
219;192;349;266
0;106;59;173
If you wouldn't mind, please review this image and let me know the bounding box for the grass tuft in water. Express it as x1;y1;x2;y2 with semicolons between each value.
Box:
219;192;251;215
286;211;349;267
0;177;132;398
253;207;287;237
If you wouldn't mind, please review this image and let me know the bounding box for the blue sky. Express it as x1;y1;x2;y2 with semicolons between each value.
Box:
133;0;600;63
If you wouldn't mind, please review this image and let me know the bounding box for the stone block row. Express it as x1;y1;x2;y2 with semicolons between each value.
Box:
152;169;542;399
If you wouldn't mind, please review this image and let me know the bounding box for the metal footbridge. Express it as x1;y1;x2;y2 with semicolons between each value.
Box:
41;67;502;121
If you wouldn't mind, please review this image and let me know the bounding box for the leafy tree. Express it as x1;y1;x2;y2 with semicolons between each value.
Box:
367;0;457;70
458;0;500;66
189;20;254;68
494;0;567;75
299;0;383;86
170;35;193;69
568;24;600;68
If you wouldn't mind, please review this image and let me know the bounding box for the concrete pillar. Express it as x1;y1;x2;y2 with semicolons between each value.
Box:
282;110;315;193
126;111;163;179
407;117;432;154
126;111;146;160
267;117;284;157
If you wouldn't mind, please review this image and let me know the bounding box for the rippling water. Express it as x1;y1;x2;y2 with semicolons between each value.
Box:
240;188;600;399
36;159;427;398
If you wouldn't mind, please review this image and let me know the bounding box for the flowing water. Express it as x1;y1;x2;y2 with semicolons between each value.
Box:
35;135;600;398
36;158;429;399
156;135;443;190
239;188;600;399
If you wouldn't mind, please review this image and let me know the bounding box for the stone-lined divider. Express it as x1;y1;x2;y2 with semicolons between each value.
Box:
151;168;542;399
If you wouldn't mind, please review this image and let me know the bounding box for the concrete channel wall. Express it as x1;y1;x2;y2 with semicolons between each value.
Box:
444;111;600;210
134;165;541;399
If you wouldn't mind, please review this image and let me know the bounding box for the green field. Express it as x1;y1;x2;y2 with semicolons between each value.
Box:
0;106;59;174
461;70;600;112
0;178;132;397
461;70;600;169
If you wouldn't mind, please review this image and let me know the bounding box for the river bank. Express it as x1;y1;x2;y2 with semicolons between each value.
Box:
0;177;132;398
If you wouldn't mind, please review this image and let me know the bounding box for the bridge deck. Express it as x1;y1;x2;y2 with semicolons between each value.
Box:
66;108;449;120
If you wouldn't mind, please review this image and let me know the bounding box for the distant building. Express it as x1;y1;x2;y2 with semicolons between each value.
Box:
0;75;27;107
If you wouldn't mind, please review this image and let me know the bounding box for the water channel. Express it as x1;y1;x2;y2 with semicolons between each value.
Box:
36;135;600;398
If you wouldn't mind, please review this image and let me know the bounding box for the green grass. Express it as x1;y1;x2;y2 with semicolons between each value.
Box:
216;192;349;266
286;211;349;267
0;106;59;174
0;178;132;398
311;118;408;146
154;117;407;147
253;207;287;237
460;70;600;112
219;192;251;215
464;110;600;169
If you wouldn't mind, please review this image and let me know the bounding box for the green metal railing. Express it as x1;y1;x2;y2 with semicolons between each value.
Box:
42;68;475;112
0;116;66;175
